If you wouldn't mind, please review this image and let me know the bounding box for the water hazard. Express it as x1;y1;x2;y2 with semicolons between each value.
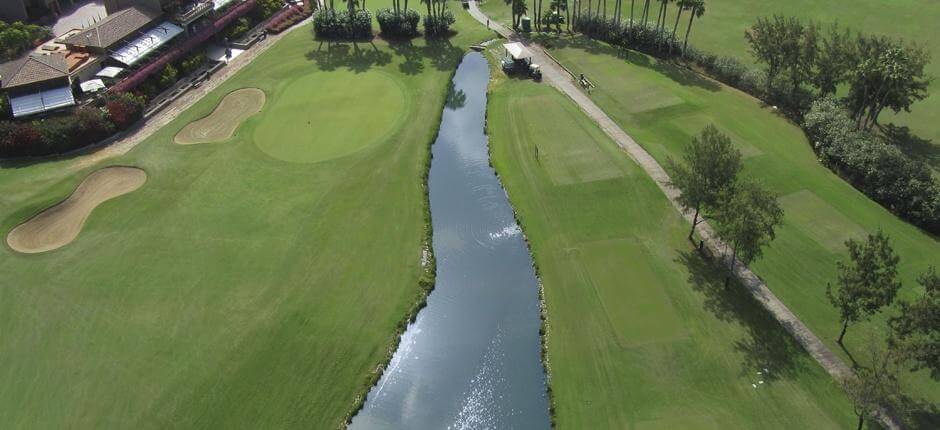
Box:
349;52;551;429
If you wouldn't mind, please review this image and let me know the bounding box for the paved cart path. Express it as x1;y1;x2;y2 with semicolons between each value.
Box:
466;2;902;428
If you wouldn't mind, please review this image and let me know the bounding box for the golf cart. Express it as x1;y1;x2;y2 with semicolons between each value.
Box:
501;42;542;81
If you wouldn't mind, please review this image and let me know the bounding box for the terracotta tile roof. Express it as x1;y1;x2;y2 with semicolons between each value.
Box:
0;53;70;89
61;6;161;49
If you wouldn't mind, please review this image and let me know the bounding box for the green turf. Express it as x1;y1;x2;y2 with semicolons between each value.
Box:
0;7;491;428
486;57;856;428
479;0;940;169
253;70;408;163
505;33;940;410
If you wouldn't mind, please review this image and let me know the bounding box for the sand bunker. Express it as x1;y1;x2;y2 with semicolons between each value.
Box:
174;88;266;145
7;166;147;254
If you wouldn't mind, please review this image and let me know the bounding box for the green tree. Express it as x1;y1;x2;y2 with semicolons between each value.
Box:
713;179;783;274
847;38;930;131
844;340;903;430
888;266;940;380
813;24;855;96
667;124;743;241
681;0;704;53
746;15;793;91
827;230;902;345
0;21;52;61
158;64;179;90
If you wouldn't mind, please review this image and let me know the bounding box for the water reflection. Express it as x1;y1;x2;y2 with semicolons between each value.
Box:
349;52;550;430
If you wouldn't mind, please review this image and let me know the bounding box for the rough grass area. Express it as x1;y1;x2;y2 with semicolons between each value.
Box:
528;34;940;415
480;0;940;169
0;6;490;428
486;62;855;429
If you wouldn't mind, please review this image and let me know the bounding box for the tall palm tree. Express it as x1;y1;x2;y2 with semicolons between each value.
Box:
682;0;705;53
672;0;689;38
630;0;635;26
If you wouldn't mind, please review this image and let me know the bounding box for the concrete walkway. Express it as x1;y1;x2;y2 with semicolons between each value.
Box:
467;2;901;428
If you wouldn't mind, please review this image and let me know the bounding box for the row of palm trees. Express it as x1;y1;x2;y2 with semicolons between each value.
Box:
519;0;706;52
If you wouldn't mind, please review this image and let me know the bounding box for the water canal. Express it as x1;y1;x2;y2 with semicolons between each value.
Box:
349;52;551;429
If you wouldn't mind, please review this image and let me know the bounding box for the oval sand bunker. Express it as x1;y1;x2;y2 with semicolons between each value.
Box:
7;166;147;254
175;88;266;145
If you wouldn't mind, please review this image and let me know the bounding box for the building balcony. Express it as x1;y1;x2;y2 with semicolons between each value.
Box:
173;1;213;24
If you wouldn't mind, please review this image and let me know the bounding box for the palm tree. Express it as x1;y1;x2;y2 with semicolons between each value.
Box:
682;0;704;53
672;0;689;38
630;0;635;26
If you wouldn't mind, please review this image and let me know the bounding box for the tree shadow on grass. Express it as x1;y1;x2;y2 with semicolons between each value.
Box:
881;123;940;171
422;36;467;72
307;40;393;72
535;34;720;92
896;394;940;430
387;39;425;75
676;249;806;383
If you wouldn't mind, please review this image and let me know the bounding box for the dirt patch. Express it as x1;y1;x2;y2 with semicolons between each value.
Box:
174;88;266;145
7;166;147;254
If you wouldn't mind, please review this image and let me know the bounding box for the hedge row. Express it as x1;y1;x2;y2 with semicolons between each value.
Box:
0;93;145;158
803;97;940;233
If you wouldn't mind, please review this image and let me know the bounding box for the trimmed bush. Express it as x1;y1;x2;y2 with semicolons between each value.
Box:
423;10;455;36
376;8;420;38
313;9;373;39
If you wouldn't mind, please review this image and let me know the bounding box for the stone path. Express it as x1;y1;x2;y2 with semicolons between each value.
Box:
467;2;902;428
70;16;313;171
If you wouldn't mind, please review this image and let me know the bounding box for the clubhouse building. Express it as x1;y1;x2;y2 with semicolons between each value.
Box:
1;0;256;118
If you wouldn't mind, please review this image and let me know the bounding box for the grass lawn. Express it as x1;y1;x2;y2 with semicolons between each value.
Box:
486;53;855;428
479;0;940;169
0;6;490;428
527;34;940;414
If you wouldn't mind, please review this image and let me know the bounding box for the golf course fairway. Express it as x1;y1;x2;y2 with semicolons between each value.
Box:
0;6;491;428
485;52;855;429
523;33;940;412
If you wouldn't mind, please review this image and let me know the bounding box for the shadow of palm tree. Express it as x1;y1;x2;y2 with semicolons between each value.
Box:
676;249;806;383
307;40;393;72
387;39;425;75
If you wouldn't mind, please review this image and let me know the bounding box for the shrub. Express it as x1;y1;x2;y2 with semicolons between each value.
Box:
572;17;680;57
180;52;207;75
804;97;940;233
225;17;251;39
0;120;43;157
313;9;373;39
106;92;147;130
423;10;455;36
257;0;286;19
376;8;420;38
158;64;179;90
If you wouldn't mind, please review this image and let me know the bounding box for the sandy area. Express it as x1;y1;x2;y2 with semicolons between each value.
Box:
7;167;147;254
174;88;266;145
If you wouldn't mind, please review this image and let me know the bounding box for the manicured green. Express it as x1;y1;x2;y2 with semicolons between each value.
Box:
0;6;490;428
253;71;408;163
486;54;855;428
529;34;940;408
